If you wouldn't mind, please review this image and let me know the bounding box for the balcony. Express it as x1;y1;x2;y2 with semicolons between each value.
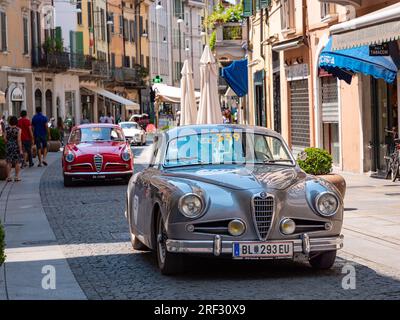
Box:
33;51;92;73
91;60;110;78
214;22;247;63
109;66;148;88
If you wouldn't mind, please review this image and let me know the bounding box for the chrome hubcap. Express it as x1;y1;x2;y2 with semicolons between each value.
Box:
158;219;167;264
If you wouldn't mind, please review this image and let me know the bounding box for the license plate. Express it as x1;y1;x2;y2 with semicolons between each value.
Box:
93;175;106;179
233;241;293;259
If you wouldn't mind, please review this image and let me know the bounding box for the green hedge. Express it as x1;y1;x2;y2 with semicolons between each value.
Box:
0;136;5;159
0;222;5;266
297;147;333;175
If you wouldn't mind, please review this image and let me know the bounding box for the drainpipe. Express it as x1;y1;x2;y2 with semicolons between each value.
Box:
122;1;127;65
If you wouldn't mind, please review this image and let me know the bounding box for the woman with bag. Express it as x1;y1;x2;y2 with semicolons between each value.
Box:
4;116;23;182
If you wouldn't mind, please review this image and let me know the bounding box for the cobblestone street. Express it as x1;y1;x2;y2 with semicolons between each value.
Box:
37;145;400;300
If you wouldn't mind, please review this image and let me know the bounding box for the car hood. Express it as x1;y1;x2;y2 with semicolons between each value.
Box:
163;165;305;190
69;141;126;156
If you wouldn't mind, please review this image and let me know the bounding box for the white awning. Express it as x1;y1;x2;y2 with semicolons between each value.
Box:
330;2;400;50
81;85;140;111
0;91;5;104
152;83;200;104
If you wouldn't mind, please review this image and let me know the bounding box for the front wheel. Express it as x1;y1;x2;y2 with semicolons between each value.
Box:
63;175;74;187
309;250;337;270
156;214;184;275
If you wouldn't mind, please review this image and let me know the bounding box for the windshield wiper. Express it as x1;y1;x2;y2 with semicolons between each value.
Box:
261;159;294;165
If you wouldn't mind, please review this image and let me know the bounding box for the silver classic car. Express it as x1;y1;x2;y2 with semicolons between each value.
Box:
126;125;344;275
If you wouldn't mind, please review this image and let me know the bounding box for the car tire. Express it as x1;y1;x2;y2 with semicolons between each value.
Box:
63;176;74;187
309;250;337;270
156;213;184;275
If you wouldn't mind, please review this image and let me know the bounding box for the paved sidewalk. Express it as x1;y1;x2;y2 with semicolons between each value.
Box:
0;153;86;300
339;172;400;274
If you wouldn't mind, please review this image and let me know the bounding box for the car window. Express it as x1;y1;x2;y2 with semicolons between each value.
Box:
73;127;125;143
164;132;294;167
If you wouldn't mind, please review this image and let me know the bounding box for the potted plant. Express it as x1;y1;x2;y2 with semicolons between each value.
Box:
298;147;346;198
0;136;7;180
47;128;61;152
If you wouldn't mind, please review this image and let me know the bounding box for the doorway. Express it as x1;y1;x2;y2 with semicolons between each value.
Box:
371;77;398;172
254;70;266;127
35;89;42;111
46;90;53;118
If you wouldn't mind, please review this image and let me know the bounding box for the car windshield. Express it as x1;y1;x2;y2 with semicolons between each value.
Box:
121;123;139;130
70;127;125;143
164;131;294;168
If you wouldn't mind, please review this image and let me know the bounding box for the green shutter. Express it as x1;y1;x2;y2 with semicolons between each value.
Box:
243;0;253;17
256;0;260;11
75;31;83;54
260;0;269;9
55;27;62;43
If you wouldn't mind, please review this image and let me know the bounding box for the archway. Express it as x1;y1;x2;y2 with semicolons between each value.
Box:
35;89;42;112
46;90;53;118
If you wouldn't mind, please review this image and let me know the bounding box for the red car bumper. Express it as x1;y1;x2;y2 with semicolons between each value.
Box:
63;170;133;180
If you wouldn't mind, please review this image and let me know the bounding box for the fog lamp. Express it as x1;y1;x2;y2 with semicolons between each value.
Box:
280;218;296;235
228;219;245;236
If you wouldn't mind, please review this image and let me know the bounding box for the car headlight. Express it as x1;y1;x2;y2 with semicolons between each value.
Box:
315;192;339;216
178;194;204;218
65;152;75;163
280;218;296;235
121;151;131;161
228;219;246;236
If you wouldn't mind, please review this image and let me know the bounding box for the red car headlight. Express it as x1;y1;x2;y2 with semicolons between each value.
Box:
65;152;75;163
121;151;131;161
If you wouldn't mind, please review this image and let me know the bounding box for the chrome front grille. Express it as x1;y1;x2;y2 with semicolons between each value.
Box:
252;195;274;241
93;154;103;172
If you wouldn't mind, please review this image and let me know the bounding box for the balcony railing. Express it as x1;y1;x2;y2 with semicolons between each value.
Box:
92;60;110;78
110;67;147;87
33;51;92;72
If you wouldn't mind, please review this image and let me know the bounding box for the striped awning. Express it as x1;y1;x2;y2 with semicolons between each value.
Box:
330;3;400;50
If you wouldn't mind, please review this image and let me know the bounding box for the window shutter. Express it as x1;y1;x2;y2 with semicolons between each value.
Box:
75;31;84;55
243;0;253;17
260;0;269;9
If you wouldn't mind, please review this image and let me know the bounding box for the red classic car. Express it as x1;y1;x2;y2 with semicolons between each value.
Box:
62;124;133;186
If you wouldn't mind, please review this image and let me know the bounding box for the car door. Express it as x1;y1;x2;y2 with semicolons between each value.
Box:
134;135;163;237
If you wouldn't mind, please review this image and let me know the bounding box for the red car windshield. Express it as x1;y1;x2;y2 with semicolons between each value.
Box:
69;127;125;143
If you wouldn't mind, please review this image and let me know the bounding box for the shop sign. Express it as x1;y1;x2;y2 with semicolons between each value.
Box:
369;43;389;56
286;63;309;81
11;87;24;102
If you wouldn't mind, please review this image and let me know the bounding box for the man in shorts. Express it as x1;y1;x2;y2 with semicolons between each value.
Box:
32;107;49;167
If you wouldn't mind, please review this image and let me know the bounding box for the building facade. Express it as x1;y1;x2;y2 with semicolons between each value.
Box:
245;0;400;175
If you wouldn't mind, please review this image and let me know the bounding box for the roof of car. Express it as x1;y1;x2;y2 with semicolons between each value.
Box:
74;123;120;129
163;124;282;140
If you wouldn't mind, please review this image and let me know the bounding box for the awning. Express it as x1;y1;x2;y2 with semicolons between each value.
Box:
222;59;248;97
271;36;304;52
319;37;398;84
0;91;5;104
330;2;400;50
224;87;237;97
152;83;200;104
81;85;140;111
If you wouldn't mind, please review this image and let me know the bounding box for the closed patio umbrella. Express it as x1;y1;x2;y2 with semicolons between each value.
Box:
180;60;198;125
197;45;222;125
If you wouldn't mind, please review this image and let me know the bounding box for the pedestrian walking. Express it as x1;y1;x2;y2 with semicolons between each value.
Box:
4;116;23;182
17;110;34;168
57;117;65;147
106;112;114;124
32;107;49;167
99;113;106;123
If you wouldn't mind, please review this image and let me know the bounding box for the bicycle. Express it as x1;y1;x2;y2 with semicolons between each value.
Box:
384;128;400;182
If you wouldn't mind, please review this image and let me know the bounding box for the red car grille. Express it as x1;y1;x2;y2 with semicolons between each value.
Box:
104;163;129;172
94;154;103;172
69;164;93;172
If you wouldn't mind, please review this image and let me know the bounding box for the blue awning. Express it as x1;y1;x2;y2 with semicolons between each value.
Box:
319;37;398;84
222;59;248;97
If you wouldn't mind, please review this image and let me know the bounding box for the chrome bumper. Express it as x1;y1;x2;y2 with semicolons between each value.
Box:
64;170;133;176
166;234;344;257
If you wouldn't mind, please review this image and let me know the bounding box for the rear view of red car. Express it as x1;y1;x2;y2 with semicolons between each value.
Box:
62;124;133;187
